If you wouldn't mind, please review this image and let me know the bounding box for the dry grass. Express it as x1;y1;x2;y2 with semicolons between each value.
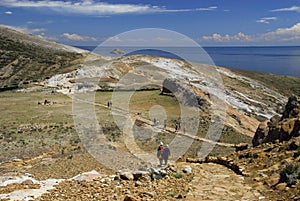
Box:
1;89;250;165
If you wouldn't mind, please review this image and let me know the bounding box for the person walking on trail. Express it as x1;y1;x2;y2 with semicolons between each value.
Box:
163;145;171;165
153;118;157;126
163;119;167;129
157;142;164;166
107;101;112;109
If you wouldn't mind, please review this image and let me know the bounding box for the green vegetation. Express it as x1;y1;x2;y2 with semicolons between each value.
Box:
219;126;252;144
280;163;300;186
0;33;84;89
231;68;300;97
0;89;253;163
173;172;184;179
0;91;77;162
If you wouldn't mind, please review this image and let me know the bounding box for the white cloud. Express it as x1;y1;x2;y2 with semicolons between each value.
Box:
256;17;277;24
196;6;217;11
26;27;46;34
202;32;253;42
4;11;12;15
26;20;53;25
160;6;217;13
260;23;300;41
106;36;147;43
271;6;300;12
34;32;58;41
61;33;97;41
201;23;300;44
0;0;217;15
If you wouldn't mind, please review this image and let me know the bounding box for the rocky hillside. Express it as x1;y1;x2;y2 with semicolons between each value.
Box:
188;96;300;200
0;26;87;90
253;95;300;147
44;54;294;138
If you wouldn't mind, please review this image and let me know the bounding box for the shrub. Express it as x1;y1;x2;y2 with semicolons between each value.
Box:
280;163;300;186
173;172;183;179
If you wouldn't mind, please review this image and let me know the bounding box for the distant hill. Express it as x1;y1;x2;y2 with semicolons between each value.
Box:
0;26;87;90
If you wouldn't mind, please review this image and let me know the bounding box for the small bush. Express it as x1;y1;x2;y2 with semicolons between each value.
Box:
280;163;300;186
173;172;183;179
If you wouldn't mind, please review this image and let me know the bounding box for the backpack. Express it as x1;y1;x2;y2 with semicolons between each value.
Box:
159;146;164;152
157;146;164;158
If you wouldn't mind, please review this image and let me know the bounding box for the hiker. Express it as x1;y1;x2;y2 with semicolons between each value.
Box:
153;118;157;126
44;99;50;105
107;101;112;109
178;119;181;130
157;142;164;166
163;145;171;165
182;122;186;133
163;119;167;129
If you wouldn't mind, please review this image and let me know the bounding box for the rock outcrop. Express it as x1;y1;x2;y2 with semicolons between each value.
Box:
110;48;125;55
161;78;209;109
252;95;300;147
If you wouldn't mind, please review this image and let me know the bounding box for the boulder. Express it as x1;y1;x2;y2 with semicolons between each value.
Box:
119;171;134;180
252;120;269;147
123;195;140;201
235;143;249;152
183;166;193;174
253;95;300;147
282;95;300;119
71;170;102;181
276;183;287;191
147;167;160;175
132;171;151;182
161;78;208;109
159;169;168;177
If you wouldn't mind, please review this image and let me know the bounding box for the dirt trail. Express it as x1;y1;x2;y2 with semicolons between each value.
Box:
73;96;236;148
185;163;266;201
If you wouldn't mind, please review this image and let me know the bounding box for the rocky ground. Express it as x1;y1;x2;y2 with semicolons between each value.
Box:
0;155;266;201
188;95;300;201
188;137;300;201
2;135;298;201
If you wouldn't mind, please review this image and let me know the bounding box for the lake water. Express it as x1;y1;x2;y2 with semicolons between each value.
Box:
77;46;300;77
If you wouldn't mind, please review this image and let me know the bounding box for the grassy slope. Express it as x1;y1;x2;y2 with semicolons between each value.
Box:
230;68;300;97
0;31;84;89
1;90;251;163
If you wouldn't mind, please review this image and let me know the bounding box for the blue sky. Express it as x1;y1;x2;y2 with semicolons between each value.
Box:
0;0;300;46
